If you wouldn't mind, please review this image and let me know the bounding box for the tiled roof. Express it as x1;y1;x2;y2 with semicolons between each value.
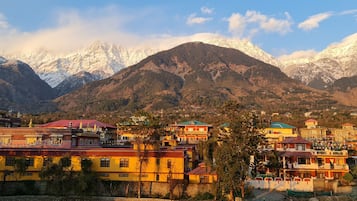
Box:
305;119;317;123
187;163;216;175
270;122;295;129
177;120;212;126
39;120;116;129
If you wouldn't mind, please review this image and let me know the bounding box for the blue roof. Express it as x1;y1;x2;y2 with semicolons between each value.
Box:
178;120;211;126
270;122;295;128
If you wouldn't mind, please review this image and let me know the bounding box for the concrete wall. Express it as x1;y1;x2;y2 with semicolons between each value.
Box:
185;183;216;197
247;179;314;192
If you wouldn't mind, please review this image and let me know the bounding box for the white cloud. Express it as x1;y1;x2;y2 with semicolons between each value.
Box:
298;12;333;31
339;9;357;15
0;7;144;54
278;49;317;61
186;14;212;25
201;7;214;14
227;13;246;37
0;13;9;30
227;10;292;38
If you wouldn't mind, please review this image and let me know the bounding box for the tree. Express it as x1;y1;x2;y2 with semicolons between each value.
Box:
39;156;75;195
213;102;265;200
14;158;28;179
75;159;99;195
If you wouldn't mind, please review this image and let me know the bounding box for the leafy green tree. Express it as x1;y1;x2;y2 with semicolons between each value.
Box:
75;159;99;195
213;102;265;201
14;158;28;179
39;156;75;195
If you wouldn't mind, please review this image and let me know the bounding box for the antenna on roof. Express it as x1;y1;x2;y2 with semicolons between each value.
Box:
69;121;72;128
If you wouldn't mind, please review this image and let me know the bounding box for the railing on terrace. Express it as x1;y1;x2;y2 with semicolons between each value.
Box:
312;150;348;156
284;163;348;170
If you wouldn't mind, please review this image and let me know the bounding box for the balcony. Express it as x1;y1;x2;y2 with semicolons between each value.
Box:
285;163;318;169
312;150;348;156
284;163;349;170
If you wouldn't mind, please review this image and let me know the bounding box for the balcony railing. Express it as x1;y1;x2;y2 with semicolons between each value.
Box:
312;150;348;156
284;163;348;170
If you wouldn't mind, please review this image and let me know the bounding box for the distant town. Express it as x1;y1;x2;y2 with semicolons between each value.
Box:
0;109;357;200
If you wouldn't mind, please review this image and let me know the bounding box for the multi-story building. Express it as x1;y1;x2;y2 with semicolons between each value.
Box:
40;119;117;144
167;120;213;144
263;122;298;149
277;136;349;180
0;126;187;183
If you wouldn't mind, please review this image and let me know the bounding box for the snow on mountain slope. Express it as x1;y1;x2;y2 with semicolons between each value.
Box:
3;34;281;88
280;33;357;88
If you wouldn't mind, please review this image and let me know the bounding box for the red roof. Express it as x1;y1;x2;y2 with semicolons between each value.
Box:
305;119;317;123
187;163;216;175
281;136;311;144
39;120;116;129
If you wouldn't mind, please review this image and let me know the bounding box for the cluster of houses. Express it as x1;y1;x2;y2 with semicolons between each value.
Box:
0;116;356;195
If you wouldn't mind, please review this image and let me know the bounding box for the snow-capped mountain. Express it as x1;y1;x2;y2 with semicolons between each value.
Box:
280;33;357;89
54;71;102;97
3;33;281;88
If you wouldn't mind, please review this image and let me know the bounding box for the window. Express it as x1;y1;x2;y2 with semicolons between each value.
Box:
26;158;34;167
25;135;42;145
43;158;53;167
100;158;110;167
167;159;172;169
5;157;15;166
156;158;160;165
60;157;71;167
50;135;63;145
0;135;11;145
156;174;160;181
200;176;209;183
119;173;129;177
296;144;305;151
99;173;109;177
297;157;310;165
119;158;129;168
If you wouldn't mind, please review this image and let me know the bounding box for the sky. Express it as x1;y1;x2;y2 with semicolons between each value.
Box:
0;0;356;58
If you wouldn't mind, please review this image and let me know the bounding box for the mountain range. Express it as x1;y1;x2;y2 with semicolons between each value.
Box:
0;57;56;112
1;32;357;114
3;33;357;92
54;42;336;114
3;33;281;88
280;33;357;89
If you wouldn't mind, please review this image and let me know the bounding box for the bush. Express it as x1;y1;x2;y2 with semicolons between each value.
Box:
192;192;215;200
342;172;354;185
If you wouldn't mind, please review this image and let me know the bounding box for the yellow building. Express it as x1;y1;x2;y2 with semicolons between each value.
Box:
167;120;213;144
0;127;187;183
187;162;217;184
263;122;298;149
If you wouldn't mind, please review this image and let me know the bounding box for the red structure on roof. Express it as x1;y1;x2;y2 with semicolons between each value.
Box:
281;136;311;144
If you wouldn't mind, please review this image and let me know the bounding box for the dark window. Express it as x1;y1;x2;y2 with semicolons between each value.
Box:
156;174;160;181
200;176;209;183
297;157;309;164
43;158;53;167
26;158;34;167
119;173;129;177
100;158;110;167
156;158;160;165
5;157;15;166
119;158;129;168
167;159;172;168
60;157;71;167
